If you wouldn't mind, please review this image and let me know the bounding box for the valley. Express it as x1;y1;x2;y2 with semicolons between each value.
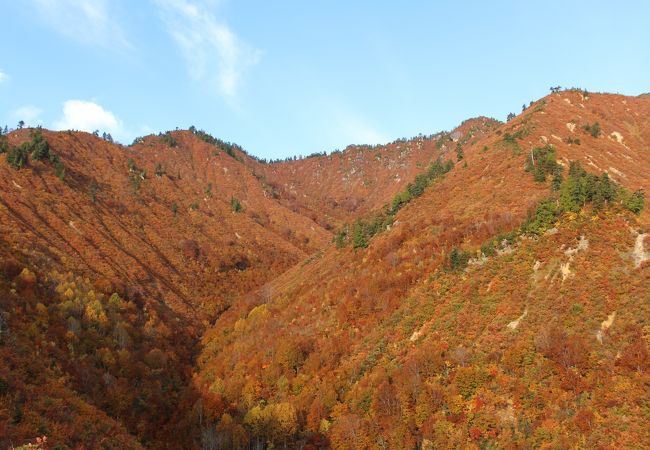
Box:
1;90;649;449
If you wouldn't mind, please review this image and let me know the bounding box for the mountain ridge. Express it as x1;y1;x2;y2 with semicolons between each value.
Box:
1;90;649;449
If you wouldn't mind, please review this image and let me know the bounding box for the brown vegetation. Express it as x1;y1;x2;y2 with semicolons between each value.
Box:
1;91;650;448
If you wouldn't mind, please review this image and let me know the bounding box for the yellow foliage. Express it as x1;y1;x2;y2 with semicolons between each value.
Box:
272;402;298;436
446;394;465;416
209;377;225;395
319;418;331;433
234;318;246;333
34;302;49;328
241;379;262;409
564;211;578;221
18;267;37;284
35;302;48;316
55;283;66;295
108;292;123;308
248;304;269;324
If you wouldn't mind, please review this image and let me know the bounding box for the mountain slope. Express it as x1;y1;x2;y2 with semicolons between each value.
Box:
0;129;331;320
0;91;648;449
252;117;500;228
194;91;650;449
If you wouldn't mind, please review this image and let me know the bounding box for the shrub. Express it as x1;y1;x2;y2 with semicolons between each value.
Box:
334;230;347;248
50;154;66;180
0;137;9;154
521;160;641;236
455;144;464;161
621;189;645;215
559;163;617;213
7;143;29;168
500;132;523;154
29;130;49;161
583;122;601;138
159;132;177;147
551;171;563;191
190;127;243;159
522;199;558;235
480;240;496;257
391;191;412;214
231;197;242;213
525;145;561;182
5;130;53;169
446;247;470;271
352;221;369;249
155;163;165;177
88;179;98;203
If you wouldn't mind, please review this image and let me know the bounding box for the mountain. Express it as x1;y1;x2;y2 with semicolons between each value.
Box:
194;91;650;449
251;117;500;228
0;90;649;449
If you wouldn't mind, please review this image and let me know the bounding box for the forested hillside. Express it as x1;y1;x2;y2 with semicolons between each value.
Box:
1;90;649;449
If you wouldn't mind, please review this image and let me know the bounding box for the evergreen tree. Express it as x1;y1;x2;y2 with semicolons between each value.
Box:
622;189;645;214
447;248;470;271
456;144;464;161
7;144;29;168
88;179;99;203
231;196;243;213
352;221;368;249
29;130;49;161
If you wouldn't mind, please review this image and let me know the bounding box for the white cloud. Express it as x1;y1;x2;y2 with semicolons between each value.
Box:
10;106;43;126
153;0;260;98
54;100;124;138
0;70;7;83
31;0;130;49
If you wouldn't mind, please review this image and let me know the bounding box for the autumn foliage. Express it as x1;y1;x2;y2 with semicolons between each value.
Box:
1;91;650;448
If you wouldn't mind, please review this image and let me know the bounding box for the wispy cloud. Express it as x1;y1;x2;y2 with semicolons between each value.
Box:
11;106;43;126
31;0;130;49
153;0;260;99
0;70;7;83
54;100;125;139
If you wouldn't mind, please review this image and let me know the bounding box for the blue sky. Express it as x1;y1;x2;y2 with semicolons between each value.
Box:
1;1;649;159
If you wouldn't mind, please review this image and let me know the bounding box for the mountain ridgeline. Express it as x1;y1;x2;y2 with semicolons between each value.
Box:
1;91;649;449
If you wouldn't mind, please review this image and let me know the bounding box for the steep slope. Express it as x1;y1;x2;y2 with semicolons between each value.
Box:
0;130;330;320
516;91;649;208
0;129;335;448
1;91;648;449
252;117;501;228
0;245;196;448
194;92;650;449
